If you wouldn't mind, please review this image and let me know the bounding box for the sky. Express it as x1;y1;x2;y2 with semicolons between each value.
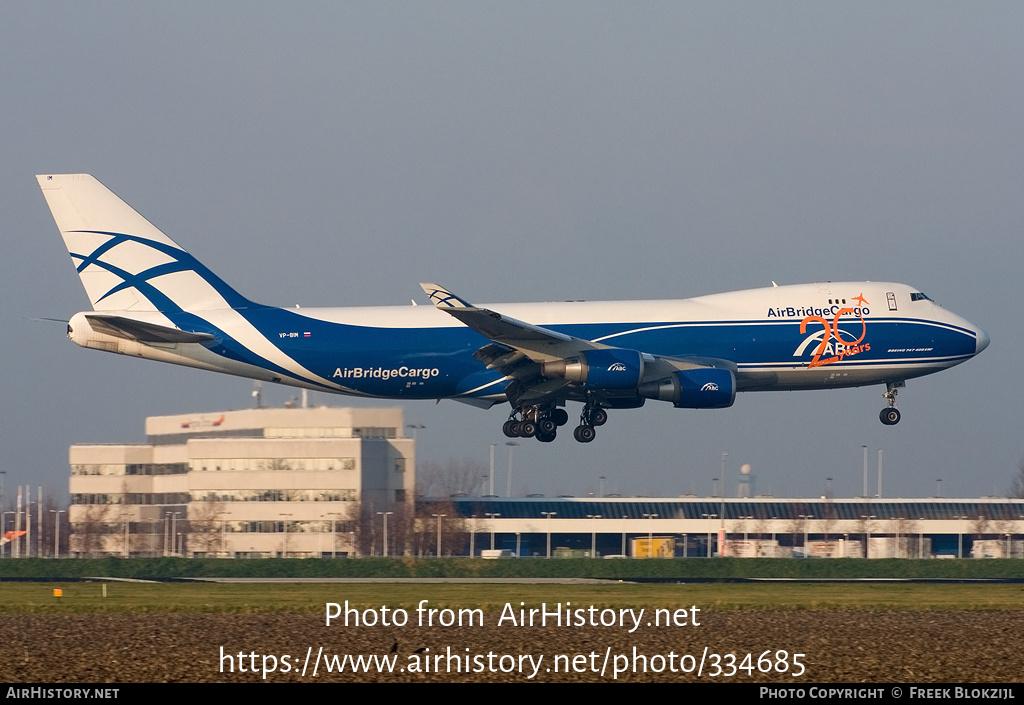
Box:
2;3;1022;503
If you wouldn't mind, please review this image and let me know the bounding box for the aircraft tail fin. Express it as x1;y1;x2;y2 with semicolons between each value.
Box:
37;174;254;313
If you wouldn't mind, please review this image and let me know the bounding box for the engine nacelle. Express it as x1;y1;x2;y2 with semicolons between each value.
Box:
639;368;736;409
542;348;644;390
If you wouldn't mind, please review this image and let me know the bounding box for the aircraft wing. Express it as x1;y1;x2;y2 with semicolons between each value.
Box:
419;283;606;364
420;283;740;410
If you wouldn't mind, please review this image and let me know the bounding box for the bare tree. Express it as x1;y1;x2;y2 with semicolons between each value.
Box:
188;500;226;556
752;514;771;557
854;509;877;558
900;517;922;558
993;519;1015;558
971;512;991;540
820;496;837;543
71;504;110;557
417;458;487;498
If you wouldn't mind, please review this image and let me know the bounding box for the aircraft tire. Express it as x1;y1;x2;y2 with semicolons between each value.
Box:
590;408;608;426
879;408;901;425
503;420;520;437
538;418;558;435
574;425;596;443
551;409;569;426
537;430;556;443
519;420;537;438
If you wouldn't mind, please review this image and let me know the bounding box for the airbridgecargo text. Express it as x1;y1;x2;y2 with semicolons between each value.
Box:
332;366;439;380
766;306;869;318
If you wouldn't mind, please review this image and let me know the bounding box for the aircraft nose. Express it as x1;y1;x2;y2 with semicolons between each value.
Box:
975;326;990;355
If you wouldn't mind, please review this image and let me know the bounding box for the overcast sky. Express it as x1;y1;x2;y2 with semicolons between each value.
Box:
2;3;1021;503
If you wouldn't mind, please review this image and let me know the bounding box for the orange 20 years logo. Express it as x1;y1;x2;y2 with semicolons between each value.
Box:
799;294;870;369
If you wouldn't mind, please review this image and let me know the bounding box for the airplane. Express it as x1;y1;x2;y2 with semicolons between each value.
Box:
38;174;989;443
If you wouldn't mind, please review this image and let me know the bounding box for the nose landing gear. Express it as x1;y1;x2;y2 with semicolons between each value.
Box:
879;381;904;425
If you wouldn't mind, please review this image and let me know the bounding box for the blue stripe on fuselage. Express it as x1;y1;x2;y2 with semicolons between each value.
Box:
216;307;978;399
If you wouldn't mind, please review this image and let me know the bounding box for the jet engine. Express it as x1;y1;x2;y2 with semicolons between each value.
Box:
542;348;645;389
639;368;736;408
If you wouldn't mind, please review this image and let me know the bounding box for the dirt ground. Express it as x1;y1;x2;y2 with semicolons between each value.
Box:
3;610;1021;683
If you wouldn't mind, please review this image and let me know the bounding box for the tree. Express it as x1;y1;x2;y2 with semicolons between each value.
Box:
188;500;226;556
71;504;110;557
417;458;487;498
1008;459;1024;499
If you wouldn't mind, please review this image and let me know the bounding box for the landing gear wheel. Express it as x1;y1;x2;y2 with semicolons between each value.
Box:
503;420;520;438
519;420;537;438
538;418;558;435
536;430;556;443
879;381;904;426
551;409;569;427
573;425;596;443
880;408;901;425
590;408;608;426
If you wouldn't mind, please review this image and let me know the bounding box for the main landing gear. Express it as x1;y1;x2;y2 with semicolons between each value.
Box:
502;406;570;443
502;402;609;443
879;381;904;425
572;403;606;444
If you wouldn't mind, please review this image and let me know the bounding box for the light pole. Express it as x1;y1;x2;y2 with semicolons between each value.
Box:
122;513;131;559
542;511;556;558
643;513;658;558
327;512;342;559
50;509;65;558
954;515;967;558
720;452;728;496
505;442;518;497
489;443;496;496
621;515;628;557
171;512;181;557
586;515;601;558
861;515;876;558
432;513;447;557
485;512;500;550
799;515;813;558
280;513;293;558
862;445;868;497
2;512;13;558
377;511;393;557
164;512;172;556
702;513;717;557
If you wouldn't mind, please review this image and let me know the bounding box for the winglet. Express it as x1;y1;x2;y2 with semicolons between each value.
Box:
419;283;474;309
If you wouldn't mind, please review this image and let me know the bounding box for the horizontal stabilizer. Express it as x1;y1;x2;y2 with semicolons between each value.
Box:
85;314;215;344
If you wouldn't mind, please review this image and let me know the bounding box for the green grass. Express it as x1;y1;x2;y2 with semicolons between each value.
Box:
4;581;1024;614
3;556;1024;580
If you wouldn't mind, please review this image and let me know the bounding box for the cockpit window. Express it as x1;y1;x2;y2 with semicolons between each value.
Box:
910;292;932;302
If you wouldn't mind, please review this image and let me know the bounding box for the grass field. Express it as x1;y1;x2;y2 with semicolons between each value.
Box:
4;580;1024;614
